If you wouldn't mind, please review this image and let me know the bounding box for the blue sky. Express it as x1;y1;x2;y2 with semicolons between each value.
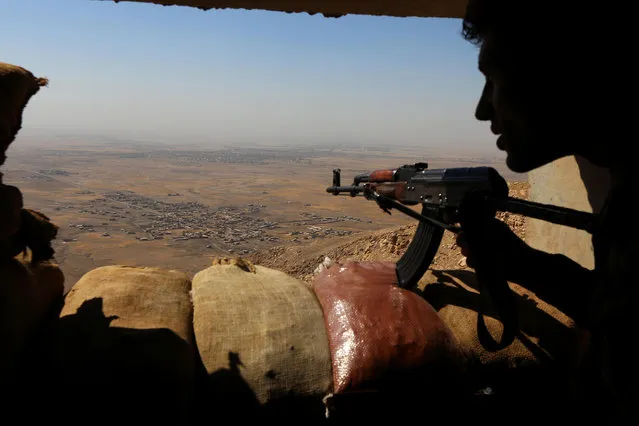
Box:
2;0;496;150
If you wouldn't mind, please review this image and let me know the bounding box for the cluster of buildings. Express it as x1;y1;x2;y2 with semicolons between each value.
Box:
60;190;365;252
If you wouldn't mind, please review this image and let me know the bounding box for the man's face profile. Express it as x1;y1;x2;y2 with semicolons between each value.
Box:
473;34;572;173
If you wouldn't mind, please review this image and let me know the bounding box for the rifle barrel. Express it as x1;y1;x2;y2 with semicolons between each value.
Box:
326;186;365;196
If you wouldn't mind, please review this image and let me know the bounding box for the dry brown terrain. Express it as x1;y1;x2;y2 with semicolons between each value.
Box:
4;138;527;290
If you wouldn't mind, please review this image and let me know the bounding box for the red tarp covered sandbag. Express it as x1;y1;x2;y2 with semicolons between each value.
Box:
311;260;469;394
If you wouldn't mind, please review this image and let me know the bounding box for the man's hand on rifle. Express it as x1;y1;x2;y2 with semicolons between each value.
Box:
455;218;531;283
455;216;594;325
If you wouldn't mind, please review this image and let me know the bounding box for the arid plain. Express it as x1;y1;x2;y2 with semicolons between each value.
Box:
4;138;525;290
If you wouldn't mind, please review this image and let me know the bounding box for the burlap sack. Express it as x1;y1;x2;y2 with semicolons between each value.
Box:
1;62;54;263
0;61;48;166
418;269;590;399
46;265;197;424
0;183;22;243
311;261;468;398
419;269;588;363
192;257;333;420
0;258;64;384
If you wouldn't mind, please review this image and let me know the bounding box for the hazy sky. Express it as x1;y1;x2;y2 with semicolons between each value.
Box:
2;0;497;150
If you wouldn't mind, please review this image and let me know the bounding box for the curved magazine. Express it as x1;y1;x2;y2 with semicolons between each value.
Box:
395;205;445;290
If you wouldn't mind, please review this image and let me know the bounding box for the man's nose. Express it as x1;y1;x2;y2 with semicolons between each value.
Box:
475;84;493;121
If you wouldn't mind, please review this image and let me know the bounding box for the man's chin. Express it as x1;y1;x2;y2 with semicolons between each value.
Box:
506;151;563;174
505;154;539;174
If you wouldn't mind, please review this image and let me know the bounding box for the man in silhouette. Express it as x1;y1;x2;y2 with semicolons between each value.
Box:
456;0;636;421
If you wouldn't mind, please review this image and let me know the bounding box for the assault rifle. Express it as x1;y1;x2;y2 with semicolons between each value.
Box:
327;163;597;350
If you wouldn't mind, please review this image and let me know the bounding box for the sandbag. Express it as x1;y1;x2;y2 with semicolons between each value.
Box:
0;61;48;166
418;269;591;399
1;62;56;263
0;258;64;384
0;183;22;241
192;257;333;420
311;261;468;396
45;265;196;424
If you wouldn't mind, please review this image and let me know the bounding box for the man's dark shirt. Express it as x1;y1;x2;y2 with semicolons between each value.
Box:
504;168;638;421
589;169;639;421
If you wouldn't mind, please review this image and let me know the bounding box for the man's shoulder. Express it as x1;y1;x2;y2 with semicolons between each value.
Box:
593;176;639;280
597;175;638;227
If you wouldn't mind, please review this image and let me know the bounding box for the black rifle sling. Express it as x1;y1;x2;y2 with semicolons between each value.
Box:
395;205;445;289
458;191;519;352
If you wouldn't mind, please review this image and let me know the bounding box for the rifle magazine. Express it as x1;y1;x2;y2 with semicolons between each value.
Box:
395;205;445;290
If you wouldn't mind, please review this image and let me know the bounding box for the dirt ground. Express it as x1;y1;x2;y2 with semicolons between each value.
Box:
4;139;527;289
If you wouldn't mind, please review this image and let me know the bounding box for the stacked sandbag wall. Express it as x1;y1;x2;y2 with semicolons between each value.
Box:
1;62;67;415
43;266;199;424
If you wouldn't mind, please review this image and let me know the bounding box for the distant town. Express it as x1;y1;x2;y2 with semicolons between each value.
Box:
4;140;523;288
56;189;363;255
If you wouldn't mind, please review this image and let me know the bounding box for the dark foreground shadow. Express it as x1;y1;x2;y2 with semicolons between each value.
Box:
8;297;202;425
2;275;603;425
413;269;608;423
199;350;330;423
200;350;509;425
422;269;583;365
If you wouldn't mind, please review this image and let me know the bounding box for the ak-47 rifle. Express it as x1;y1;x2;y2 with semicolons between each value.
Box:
327;163;597;350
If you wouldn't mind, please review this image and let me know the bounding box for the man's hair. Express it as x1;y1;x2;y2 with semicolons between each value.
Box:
462;0;537;46
461;0;569;48
461;0;497;45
